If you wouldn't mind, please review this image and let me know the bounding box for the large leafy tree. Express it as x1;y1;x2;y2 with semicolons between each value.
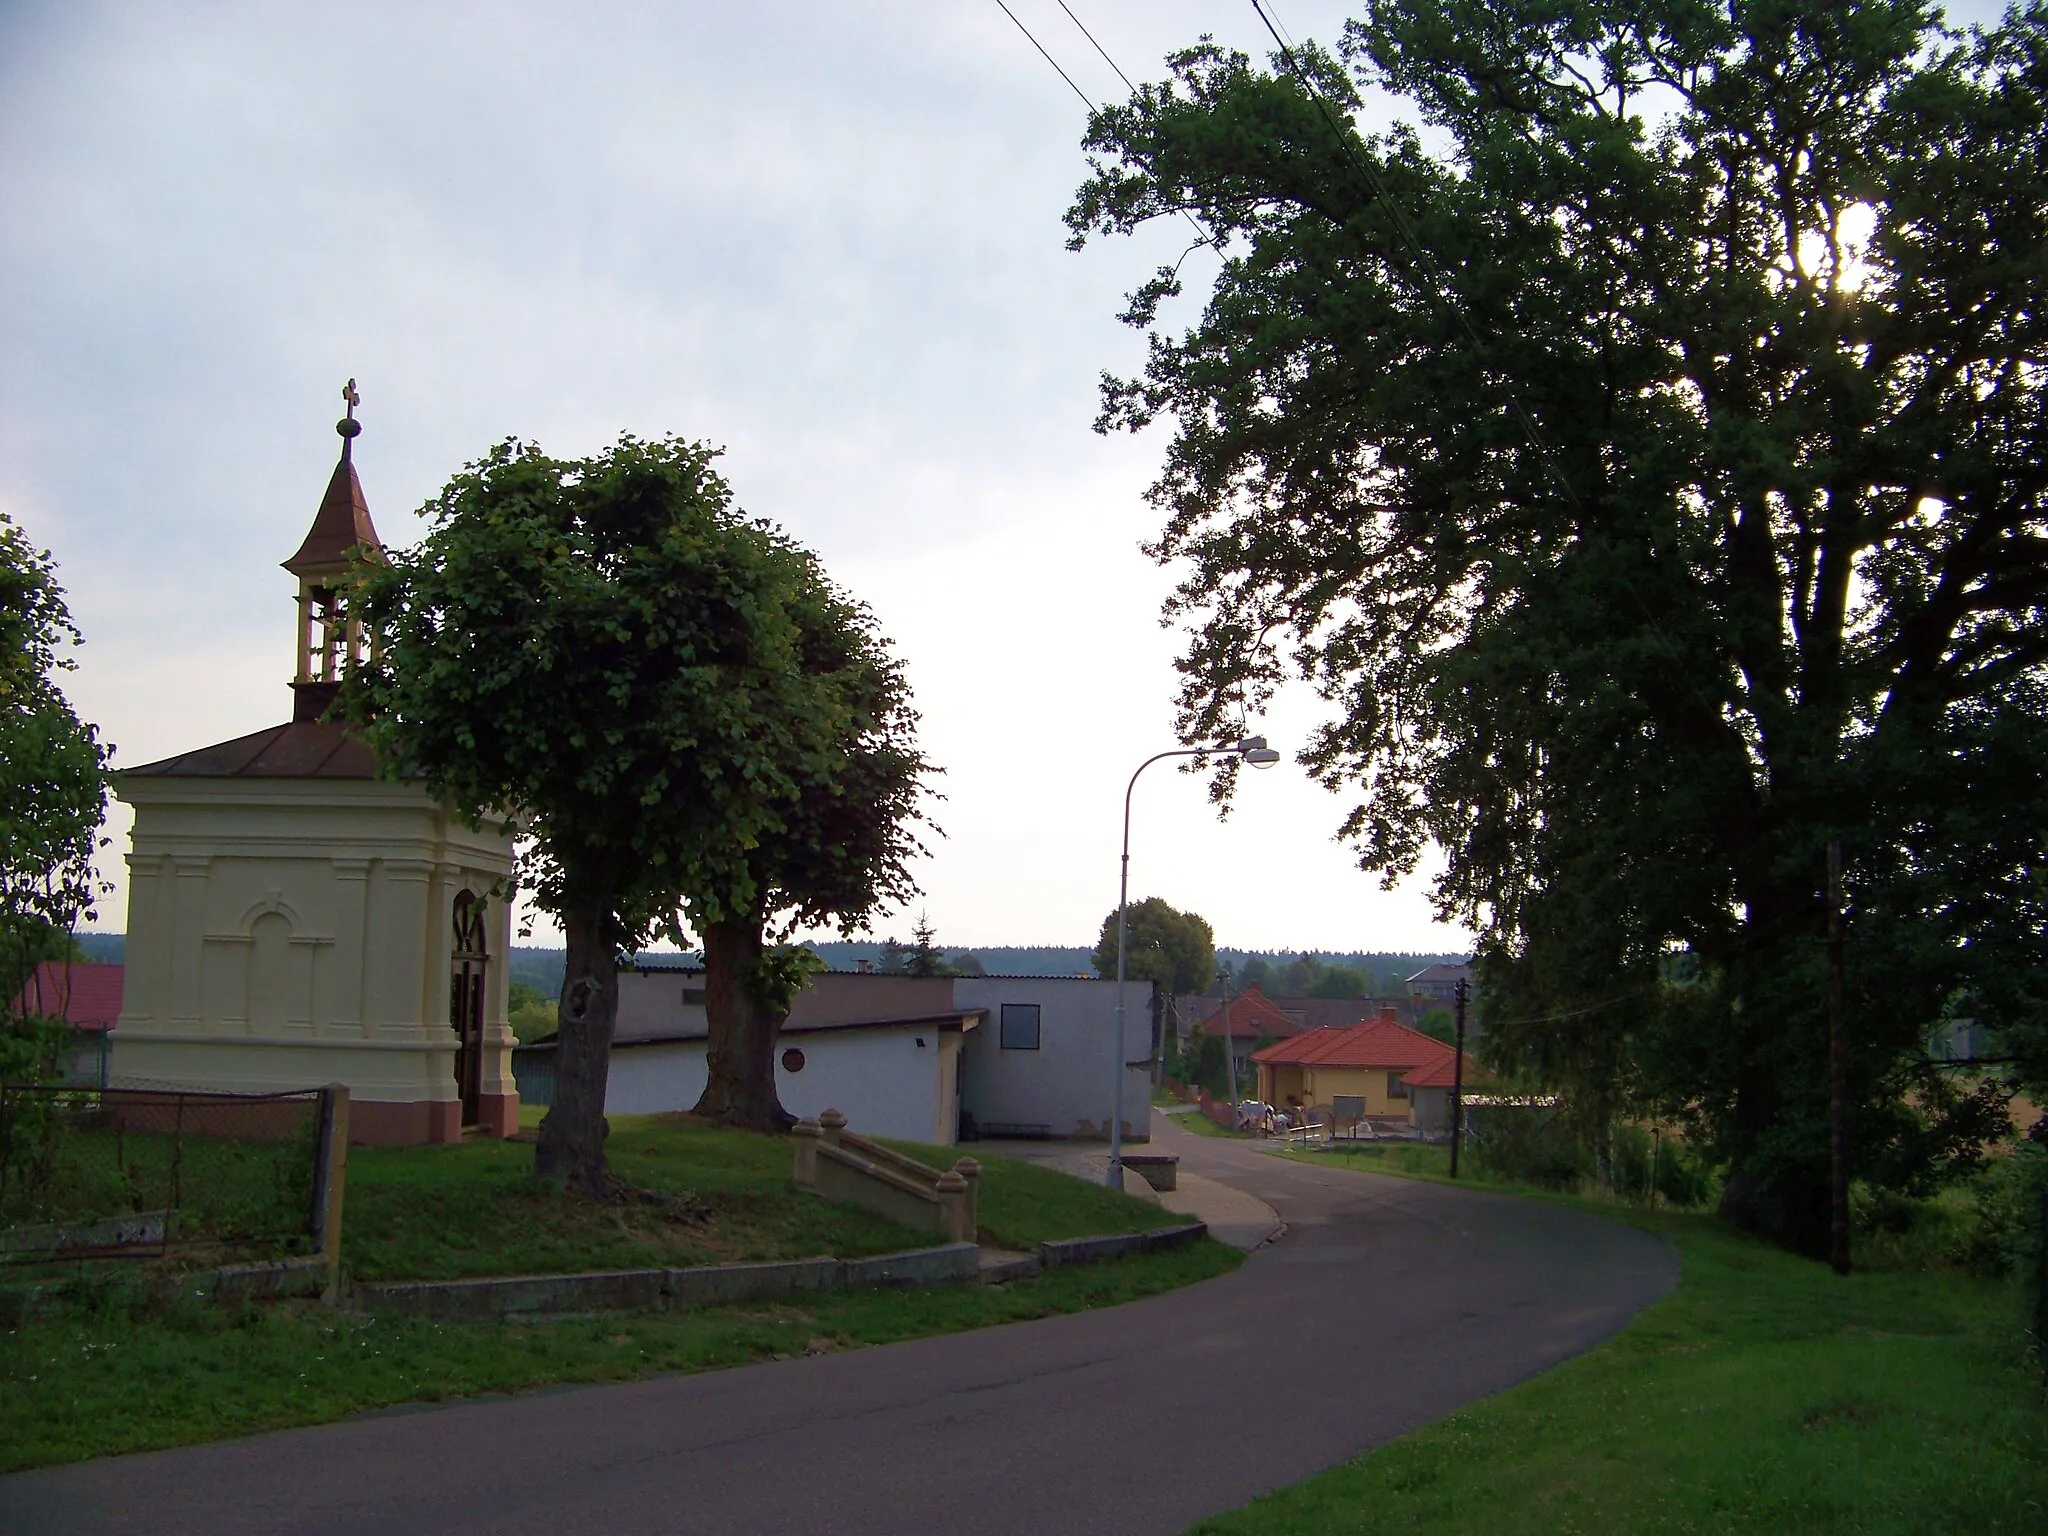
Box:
1093;896;1216;1059
686;579;930;1133
351;437;929;1186
0;511;109;1046
1070;1;2048;1252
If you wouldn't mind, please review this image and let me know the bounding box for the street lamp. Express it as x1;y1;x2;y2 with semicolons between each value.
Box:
1108;736;1281;1189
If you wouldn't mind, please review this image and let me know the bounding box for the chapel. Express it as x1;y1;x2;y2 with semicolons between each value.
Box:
107;385;519;1143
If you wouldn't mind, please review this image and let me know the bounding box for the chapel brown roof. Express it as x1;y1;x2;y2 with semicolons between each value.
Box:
283;429;382;577
121;720;379;780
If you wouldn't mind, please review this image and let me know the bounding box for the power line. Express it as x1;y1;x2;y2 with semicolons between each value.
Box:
1057;1;1137;94
993;0;1096;111
994;1;1218;261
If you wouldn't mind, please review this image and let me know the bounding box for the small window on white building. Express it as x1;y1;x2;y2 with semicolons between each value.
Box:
1000;1004;1041;1050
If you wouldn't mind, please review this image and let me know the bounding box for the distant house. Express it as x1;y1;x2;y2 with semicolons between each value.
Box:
1251;1019;1482;1133
513;967;1153;1146
1405;961;1474;1006
1184;984;1307;1080
1172;993;1416;1041
9;960;123;1085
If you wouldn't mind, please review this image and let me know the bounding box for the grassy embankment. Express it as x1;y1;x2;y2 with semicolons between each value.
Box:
0;1115;1235;1472
1167;1106;1255;1139
1197;1147;2048;1535
341;1113;1180;1280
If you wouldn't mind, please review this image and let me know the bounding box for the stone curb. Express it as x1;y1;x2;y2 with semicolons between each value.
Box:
348;1224;1210;1321
0;1253;332;1324
351;1243;985;1323
1036;1221;1209;1269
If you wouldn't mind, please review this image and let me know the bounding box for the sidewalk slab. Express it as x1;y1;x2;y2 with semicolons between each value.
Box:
1157;1172;1283;1251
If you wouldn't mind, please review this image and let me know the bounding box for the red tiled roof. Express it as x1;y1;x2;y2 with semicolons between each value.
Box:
1191;985;1307;1040
11;961;123;1032
1252;1019;1484;1089
1253;1019;1441;1069
1399;1052;1479;1089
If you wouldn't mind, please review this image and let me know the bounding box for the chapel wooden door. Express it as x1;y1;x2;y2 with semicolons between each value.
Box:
450;892;488;1128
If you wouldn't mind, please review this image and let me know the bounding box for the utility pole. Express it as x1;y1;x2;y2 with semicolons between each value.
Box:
1828;840;1851;1276
1449;977;1468;1179
1218;963;1238;1110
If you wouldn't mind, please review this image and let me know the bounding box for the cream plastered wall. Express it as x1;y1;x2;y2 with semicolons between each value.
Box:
110;775;516;1122
1260;1063;1417;1123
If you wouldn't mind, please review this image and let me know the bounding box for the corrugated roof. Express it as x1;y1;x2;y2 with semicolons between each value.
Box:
521;1008;986;1051
121;720;379;780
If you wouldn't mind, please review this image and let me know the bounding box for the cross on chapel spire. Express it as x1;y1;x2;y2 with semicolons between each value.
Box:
337;377;363;453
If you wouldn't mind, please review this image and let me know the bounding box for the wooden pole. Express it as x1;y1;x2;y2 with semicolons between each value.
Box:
1450;977;1468;1179
1828;840;1851;1277
315;1082;350;1304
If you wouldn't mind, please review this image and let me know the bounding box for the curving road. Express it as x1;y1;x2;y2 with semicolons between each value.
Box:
0;1112;1675;1536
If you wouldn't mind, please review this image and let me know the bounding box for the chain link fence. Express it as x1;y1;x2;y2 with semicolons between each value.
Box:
0;1083;335;1269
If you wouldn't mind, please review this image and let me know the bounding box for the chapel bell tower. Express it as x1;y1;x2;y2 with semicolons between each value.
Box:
283;378;383;723
108;381;520;1145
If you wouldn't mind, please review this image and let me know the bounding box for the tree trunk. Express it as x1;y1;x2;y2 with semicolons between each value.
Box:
533;909;618;1194
693;916;795;1131
1715;897;1833;1258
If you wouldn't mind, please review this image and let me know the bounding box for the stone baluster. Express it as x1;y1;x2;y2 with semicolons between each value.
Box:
819;1108;846;1149
792;1118;822;1188
935;1168;969;1244
951;1157;981;1242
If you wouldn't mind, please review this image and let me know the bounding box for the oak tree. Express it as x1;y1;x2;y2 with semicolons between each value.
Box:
1070;1;2048;1251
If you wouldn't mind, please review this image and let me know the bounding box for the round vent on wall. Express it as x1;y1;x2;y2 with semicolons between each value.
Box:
781;1048;805;1073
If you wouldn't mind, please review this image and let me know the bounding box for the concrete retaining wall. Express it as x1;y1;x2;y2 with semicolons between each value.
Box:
352;1243;984;1322
349;1224;1205;1321
1037;1221;1209;1268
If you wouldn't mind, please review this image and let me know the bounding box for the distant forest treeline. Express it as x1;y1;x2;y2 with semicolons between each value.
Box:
73;933;1464;1001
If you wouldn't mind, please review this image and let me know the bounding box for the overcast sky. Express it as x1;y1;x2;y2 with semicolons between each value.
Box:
0;1;1476;955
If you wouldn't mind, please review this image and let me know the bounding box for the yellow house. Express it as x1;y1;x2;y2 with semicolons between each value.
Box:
1252;1020;1476;1131
108;389;519;1145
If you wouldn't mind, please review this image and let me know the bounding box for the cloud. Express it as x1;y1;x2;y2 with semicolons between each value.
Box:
1;0;1464;953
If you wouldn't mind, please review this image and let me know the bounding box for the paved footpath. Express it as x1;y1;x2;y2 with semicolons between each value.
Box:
0;1112;1675;1536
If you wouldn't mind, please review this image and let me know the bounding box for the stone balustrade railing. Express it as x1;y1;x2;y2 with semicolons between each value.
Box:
793;1109;981;1244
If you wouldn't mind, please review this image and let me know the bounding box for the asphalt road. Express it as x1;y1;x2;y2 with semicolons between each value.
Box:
0;1114;1676;1536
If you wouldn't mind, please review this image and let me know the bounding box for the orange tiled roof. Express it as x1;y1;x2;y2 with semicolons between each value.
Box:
1251;1018;1481;1086
1192;985;1307;1040
1399;1051;1480;1089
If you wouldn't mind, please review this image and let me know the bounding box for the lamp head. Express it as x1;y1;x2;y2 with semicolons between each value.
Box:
1243;747;1281;768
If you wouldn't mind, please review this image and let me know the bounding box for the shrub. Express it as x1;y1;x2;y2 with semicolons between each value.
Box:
1470;1105;1590;1189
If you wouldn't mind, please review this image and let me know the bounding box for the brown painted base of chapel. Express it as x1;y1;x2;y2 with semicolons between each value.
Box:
348;1094;521;1146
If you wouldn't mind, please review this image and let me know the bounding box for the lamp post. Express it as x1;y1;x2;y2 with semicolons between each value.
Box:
1109;736;1281;1189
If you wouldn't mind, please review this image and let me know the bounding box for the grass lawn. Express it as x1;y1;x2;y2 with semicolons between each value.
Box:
0;1239;1240;1473
340;1114;1175;1280
1174;1110;1254;1140
1189;1178;2048;1534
